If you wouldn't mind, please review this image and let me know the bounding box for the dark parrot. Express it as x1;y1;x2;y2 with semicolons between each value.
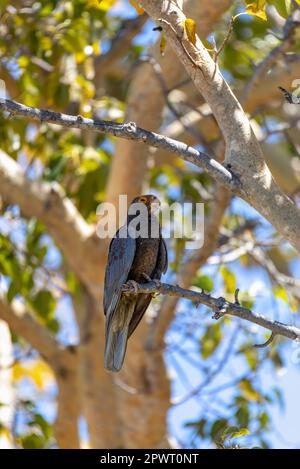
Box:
103;194;168;372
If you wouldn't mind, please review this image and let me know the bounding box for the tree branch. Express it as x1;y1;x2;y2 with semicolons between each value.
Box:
139;0;300;255
54;373;80;449
0;97;236;190
241;6;300;104
124;281;300;343
0;294;62;366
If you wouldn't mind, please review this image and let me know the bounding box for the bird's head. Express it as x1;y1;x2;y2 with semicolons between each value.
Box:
131;194;161;212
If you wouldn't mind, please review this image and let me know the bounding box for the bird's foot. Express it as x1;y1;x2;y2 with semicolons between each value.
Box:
141;273;161;297
123;280;139;295
151;278;162;297
142;273;161;289
152;278;162;289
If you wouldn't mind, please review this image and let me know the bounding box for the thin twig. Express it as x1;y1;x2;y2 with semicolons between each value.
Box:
213;16;234;64
254;332;277;348
241;7;300;104
279;86;300;104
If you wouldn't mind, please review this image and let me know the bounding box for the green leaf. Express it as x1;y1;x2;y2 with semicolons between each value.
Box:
230;428;250;440
30;413;52;440
241;298;254;309
184;18;197;45
44;155;67;181
210;418;228;442
47;318;60;334
235;405;250;428
221;425;250;442
269;349;284;369
220;266;236;294
160;34;166;56
129;0;144;14
96;0;117;12
66;271;79;295
245;0;267;20
239;379;263;402
31;290;55;320
245;347;259;371
201;322;222;359
273;285;289;303
259;411;269;428
20;433;46;449
7;282;18;303
192;274;214;292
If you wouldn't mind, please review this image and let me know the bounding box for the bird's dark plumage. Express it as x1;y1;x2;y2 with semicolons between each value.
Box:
103;195;168;372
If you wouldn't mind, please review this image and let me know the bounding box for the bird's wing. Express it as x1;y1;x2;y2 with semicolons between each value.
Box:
153;236;168;278
103;226;136;318
161;237;168;274
128;294;152;338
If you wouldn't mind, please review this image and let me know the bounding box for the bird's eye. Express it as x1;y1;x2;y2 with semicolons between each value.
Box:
140;196;147;203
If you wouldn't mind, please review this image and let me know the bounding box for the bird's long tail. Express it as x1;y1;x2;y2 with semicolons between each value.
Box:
104;326;129;372
104;298;135;372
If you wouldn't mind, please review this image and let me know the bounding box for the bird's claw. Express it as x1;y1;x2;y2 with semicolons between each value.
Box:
152;278;162;289
141;274;161;297
123;280;139;295
151;278;162;297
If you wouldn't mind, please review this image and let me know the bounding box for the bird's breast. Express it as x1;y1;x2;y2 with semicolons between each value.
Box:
128;237;160;282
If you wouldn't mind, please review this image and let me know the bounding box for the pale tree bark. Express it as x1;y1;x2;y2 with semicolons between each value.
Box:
0;294;80;447
54;368;80;449
74;286;121;448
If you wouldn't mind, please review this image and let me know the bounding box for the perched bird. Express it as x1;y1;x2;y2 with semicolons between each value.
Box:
103;194;168;372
